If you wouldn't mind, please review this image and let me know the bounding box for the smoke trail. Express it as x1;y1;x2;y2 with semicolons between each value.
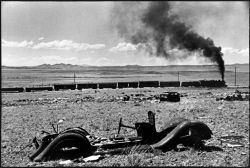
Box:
111;1;225;80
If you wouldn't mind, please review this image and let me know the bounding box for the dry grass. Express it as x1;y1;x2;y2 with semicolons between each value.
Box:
1;87;249;166
2;64;249;88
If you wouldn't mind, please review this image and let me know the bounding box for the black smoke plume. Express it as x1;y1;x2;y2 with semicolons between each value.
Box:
111;1;225;80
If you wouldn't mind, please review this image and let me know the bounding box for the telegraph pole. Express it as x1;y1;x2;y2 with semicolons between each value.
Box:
178;71;180;82
234;67;236;86
74;72;76;84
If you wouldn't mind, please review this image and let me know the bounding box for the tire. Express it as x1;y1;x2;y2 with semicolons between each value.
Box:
33;132;93;162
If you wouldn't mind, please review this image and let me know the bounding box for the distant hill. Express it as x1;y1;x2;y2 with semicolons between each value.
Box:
35;63;87;69
125;64;142;67
2;63;91;70
2;63;249;71
226;63;249;66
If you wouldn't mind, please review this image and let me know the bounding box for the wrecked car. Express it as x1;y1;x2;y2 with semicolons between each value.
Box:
29;111;212;162
159;92;180;102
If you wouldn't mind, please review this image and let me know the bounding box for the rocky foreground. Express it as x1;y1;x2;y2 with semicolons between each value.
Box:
1;87;249;166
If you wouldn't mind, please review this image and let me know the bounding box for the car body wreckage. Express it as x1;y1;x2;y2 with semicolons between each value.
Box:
29;111;212;162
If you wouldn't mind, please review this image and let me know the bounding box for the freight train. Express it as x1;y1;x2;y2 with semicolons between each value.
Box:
1;80;227;93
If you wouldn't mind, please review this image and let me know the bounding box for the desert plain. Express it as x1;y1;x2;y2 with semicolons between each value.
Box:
1;65;249;166
1;86;249;167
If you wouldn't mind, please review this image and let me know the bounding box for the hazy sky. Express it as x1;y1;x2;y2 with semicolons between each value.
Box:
2;1;249;66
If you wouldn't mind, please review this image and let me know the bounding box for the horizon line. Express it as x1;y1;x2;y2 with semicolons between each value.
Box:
2;63;249;68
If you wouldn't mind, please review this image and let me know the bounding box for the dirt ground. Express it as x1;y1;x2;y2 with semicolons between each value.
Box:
1;87;249;167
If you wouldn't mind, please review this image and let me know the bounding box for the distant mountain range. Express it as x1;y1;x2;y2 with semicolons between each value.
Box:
2;63;249;69
2;63;91;69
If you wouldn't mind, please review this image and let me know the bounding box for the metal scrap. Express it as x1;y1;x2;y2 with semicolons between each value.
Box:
218;135;245;148
216;90;249;101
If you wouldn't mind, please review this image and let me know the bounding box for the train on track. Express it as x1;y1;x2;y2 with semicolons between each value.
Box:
2;80;226;93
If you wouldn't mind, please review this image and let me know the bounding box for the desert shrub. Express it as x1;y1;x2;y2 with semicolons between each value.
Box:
111;162;121;167
126;154;145;167
122;145;152;166
242;157;249;167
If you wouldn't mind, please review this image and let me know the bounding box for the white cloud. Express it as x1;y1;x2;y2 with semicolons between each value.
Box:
2;39;33;48
238;48;249;56
222;47;249;56
38;37;44;41
2;39;105;51
222;47;249;64
32;40;105;51
222;47;238;53
109;42;138;52
35;55;62;61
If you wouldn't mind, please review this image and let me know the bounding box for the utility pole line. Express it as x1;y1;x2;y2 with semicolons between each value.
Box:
74;72;76;84
178;71;180;82
234;67;236;87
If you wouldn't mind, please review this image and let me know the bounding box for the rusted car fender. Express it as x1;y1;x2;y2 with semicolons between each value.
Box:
60;127;90;137
187;121;213;140
158;118;190;138
29;134;58;161
31;132;94;162
151;121;212;150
